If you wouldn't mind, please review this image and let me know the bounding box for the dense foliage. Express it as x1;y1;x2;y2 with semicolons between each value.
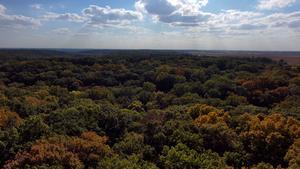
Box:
1;52;300;168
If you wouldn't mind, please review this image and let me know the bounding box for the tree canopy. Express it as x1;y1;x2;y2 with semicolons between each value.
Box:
0;51;300;168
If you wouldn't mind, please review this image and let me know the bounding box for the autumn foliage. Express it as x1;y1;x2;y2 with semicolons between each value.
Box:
193;105;300;168
4;132;110;169
1;52;300;168
0;109;22;128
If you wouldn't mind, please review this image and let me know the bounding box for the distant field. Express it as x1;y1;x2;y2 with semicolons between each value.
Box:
187;50;300;65
270;56;300;65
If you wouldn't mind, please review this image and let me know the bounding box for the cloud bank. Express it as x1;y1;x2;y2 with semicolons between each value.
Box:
258;0;296;10
135;0;211;26
82;5;142;27
0;4;41;29
0;1;300;50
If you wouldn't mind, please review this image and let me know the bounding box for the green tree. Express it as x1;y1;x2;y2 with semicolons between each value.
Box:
160;143;230;169
99;154;158;169
19;115;50;143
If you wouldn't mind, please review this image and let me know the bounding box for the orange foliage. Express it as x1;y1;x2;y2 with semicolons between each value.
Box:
240;114;300;140
192;104;229;128
238;113;300;166
0;108;22;128
174;67;185;76
192;105;238;153
269;87;289;97
193;111;230;128
4;132;110;169
242;78;274;91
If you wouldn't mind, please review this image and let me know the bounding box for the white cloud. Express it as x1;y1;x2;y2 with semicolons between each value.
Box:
2;1;300;43
168;0;209;14
136;0;176;15
159;12;211;26
0;4;41;29
43;12;86;22
289;20;300;28
53;27;71;34
185;10;300;37
134;0;300;33
30;4;43;10
231;23;267;30
0;4;6;14
267;12;300;29
175;10;266;36
43;5;142;28
258;0;296;10
214;10;262;23
135;0;211;26
82;5;142;27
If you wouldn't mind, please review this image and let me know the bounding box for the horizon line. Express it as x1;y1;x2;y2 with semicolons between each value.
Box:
1;48;300;53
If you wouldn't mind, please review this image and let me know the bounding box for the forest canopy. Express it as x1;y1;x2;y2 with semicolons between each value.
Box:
0;51;300;169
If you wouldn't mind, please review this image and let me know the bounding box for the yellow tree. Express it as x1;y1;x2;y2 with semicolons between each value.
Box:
4;132;111;169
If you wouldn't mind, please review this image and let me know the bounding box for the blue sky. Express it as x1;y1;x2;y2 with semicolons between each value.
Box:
0;0;300;50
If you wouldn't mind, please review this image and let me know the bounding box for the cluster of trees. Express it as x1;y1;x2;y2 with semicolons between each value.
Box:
0;52;300;168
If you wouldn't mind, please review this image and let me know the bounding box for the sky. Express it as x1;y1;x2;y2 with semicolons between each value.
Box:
0;0;300;50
